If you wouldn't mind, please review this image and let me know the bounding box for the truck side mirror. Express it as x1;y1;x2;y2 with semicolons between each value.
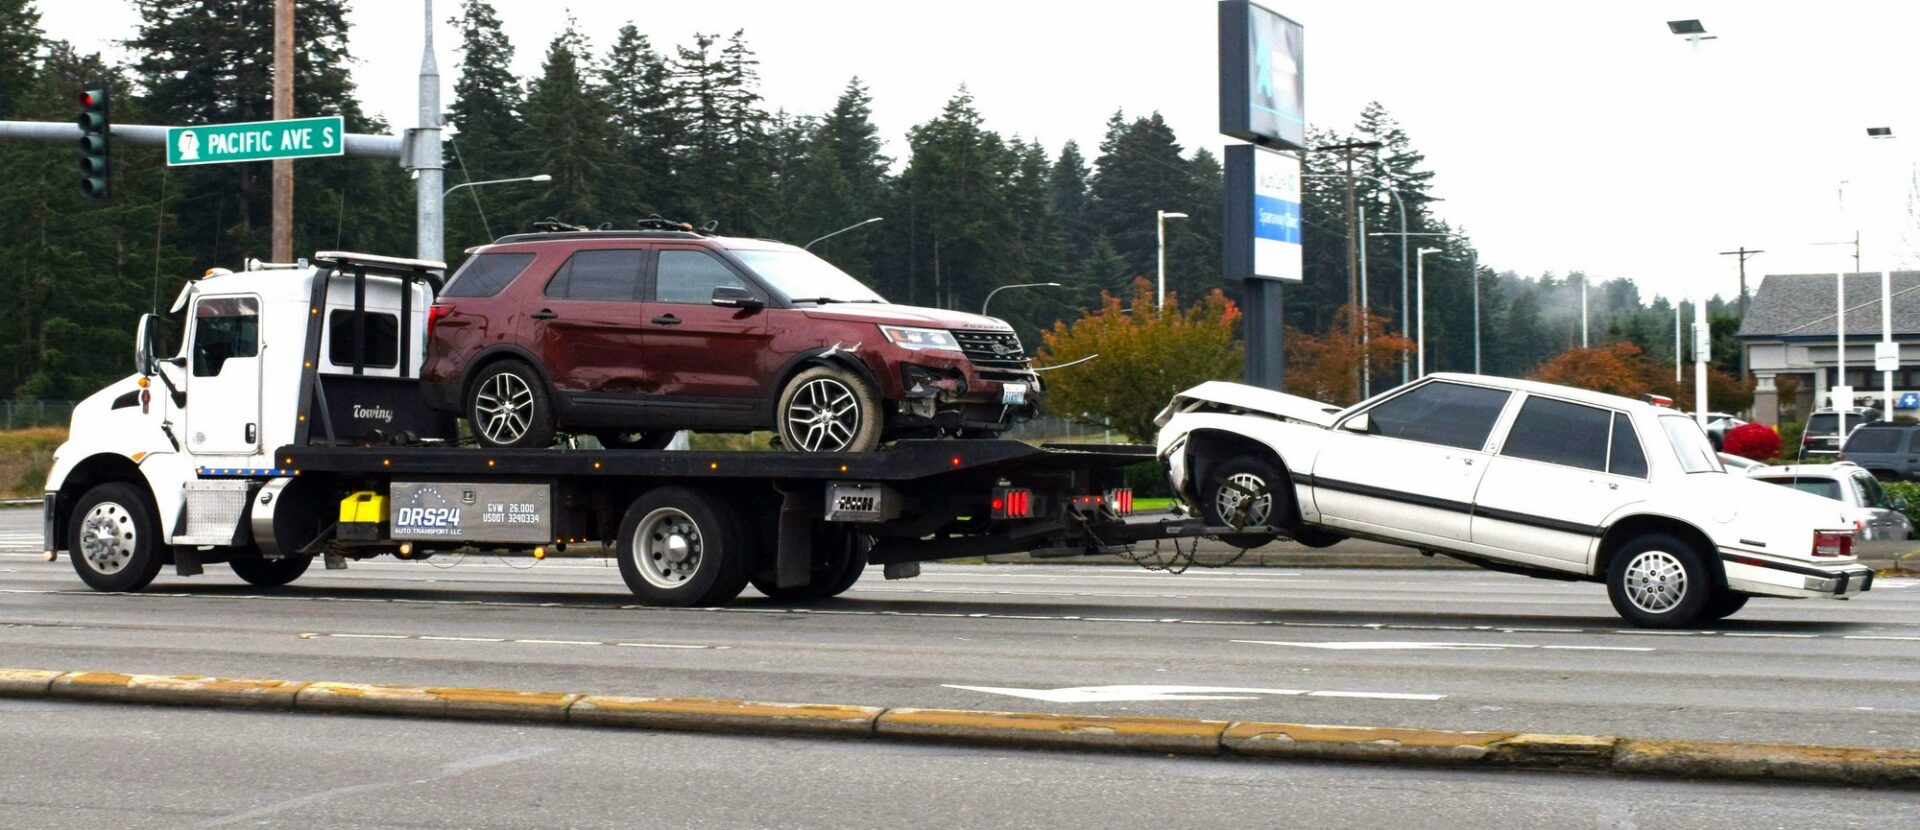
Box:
135;313;160;375
711;285;763;310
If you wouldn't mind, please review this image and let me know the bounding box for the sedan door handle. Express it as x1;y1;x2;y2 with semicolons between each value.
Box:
529;309;557;320
651;315;681;326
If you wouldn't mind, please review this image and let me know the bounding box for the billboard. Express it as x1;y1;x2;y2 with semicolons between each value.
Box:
1223;144;1302;282
1218;1;1305;150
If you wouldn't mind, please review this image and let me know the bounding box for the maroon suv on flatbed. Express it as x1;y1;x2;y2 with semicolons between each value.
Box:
421;227;1041;452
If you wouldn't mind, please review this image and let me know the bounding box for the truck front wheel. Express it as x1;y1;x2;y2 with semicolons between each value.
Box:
617;487;751;607
68;482;166;593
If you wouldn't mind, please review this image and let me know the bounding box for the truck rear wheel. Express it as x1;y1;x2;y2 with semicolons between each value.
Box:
228;549;313;587
617;486;750;607
750;528;868;601
69;482;166;593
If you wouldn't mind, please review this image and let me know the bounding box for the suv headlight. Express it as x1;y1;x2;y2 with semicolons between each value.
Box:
879;325;960;352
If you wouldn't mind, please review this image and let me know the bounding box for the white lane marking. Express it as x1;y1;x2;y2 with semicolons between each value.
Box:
616;642;714;650
329;633;408;639
1233;640;1654;653
1305;690;1447;701
942;683;1443;704
1843;635;1920;641
418;636;506;643
515;639;603;646
299;632;724;650
1722;632;1818;639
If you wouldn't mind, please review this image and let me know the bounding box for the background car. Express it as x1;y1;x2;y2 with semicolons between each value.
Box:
1156;374;1871;627
1703;411;1747;450
1839;422;1920;481
1747;462;1914;541
1799;407;1882;458
422;225;1041;451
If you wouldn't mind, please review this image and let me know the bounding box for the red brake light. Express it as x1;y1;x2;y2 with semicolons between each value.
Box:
992;488;1032;519
1812;532;1852;558
427;304;451;338
1106;488;1134;516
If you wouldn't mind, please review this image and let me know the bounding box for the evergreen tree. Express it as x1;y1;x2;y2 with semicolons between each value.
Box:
673;31;773;234
511;23;620;228
1086;111;1194;286
1049;141;1094;264
802;78;890;278
0;0;39;119
601;24;678;221
445;0;524;248
899;86;1019;311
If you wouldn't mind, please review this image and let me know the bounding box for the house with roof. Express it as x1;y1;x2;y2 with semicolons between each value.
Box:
1738;271;1920;426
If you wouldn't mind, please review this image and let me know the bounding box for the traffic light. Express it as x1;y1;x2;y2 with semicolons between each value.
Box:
78;84;110;199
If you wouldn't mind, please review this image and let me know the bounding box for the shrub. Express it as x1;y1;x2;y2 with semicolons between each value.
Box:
1723;422;1780;460
1885;481;1920;529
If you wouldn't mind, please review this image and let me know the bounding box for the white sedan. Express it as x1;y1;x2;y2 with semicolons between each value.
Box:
1154;373;1874;627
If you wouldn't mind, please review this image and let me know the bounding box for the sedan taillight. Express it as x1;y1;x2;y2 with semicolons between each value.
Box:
1812;532;1852;558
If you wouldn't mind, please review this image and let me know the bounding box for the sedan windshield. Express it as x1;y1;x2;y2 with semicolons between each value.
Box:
1659;416;1724;473
732;249;885;304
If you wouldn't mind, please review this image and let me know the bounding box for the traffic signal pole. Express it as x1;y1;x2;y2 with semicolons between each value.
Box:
413;0;444;264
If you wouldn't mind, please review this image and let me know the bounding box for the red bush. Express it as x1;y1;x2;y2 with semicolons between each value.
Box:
1723;422;1780;460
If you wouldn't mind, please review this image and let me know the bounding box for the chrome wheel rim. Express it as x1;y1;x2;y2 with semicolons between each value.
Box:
785;378;861;452
1624;550;1688;614
79;501;137;575
474;372;535;445
633;508;702;590
1215;472;1272;528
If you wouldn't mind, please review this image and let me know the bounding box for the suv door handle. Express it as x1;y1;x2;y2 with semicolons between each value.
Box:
651;315;681;326
530;309;557;320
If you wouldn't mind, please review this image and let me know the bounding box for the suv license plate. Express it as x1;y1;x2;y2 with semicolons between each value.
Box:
1002;383;1028;406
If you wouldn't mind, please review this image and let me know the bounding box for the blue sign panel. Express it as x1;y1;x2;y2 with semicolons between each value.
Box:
1898;392;1919;410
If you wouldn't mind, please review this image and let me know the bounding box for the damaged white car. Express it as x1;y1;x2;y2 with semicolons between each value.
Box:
1154;374;1874;627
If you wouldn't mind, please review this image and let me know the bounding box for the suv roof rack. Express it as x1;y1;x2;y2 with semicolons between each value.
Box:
491;215;711;245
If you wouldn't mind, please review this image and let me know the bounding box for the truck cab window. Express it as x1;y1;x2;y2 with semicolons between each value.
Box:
327;310;400;369
191;296;259;377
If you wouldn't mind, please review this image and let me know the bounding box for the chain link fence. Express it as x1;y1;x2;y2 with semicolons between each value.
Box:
1;401;78;430
1003;415;1130;445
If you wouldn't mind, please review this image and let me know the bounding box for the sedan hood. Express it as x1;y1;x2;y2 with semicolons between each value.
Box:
801;302;1013;332
1155;381;1343;428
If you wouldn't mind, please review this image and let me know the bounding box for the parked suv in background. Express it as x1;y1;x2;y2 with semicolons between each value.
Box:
1800;407;1881;457
1841;422;1920;481
1747;462;1914;541
421;226;1041;451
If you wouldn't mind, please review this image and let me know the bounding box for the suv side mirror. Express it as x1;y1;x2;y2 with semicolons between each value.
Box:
1895;497;1912;511
711;285;763;310
1343;413;1371;434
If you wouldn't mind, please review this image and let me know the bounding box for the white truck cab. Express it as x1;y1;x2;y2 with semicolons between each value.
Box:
44;252;446;590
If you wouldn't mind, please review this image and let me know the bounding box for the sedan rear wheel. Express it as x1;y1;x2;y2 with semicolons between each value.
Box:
1606;533;1711;628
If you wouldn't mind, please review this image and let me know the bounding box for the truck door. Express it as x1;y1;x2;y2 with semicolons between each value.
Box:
184;295;263;455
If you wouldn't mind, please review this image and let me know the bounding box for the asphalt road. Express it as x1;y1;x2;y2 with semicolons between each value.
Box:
5;510;1919;752
3;700;1915;830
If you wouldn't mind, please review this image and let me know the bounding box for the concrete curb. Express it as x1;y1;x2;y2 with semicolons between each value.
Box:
3;667;1915;788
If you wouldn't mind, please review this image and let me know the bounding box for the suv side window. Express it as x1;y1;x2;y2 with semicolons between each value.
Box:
656;249;748;304
544;250;643;301
191;296;259;377
1363;381;1511;450
1501;396;1611;471
441;252;536;298
1609;413;1648;478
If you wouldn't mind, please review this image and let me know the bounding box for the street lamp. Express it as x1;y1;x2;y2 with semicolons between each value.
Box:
1156;210;1189;306
805;217;883;251
1669;18;1718;426
982;282;1062;317
1309;172;1412;385
1415;247;1443;377
444;173;554;240
1869;127;1897;420
1372;230;1479;374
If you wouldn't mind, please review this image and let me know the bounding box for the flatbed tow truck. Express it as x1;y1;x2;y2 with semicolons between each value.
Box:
42;252;1252;606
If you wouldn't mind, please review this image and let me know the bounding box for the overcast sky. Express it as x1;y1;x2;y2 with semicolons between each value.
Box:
37;0;1920;305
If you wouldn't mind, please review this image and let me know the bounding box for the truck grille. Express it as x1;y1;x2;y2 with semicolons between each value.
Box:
951;330;1029;370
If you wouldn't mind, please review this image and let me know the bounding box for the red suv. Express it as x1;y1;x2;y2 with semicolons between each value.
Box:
421;227;1041;451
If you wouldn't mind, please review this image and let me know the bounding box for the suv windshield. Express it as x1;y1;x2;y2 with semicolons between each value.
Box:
1660;415;1723;473
732;249;885;304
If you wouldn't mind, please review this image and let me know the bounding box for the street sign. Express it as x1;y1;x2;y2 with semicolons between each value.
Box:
1876;341;1901;373
166;116;344;166
1833;385;1855;411
1898;392;1919;410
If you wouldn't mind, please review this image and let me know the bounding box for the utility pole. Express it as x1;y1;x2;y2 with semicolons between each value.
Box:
414;0;444;263
1719;246;1762;378
1309;140;1381;390
271;0;294;262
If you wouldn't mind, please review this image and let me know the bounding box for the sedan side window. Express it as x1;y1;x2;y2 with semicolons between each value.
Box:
1608;414;1648;478
1501;396;1611;471
656;249;749;304
1855;473;1890;509
1363;381;1511;450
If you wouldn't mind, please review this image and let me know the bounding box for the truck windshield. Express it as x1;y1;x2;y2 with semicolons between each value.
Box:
1660;416;1723;473
732;249;886;305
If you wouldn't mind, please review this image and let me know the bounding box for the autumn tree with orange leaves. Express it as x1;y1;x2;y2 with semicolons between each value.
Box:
1531;342;1752;412
1038;279;1242;440
1282;305;1415;406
